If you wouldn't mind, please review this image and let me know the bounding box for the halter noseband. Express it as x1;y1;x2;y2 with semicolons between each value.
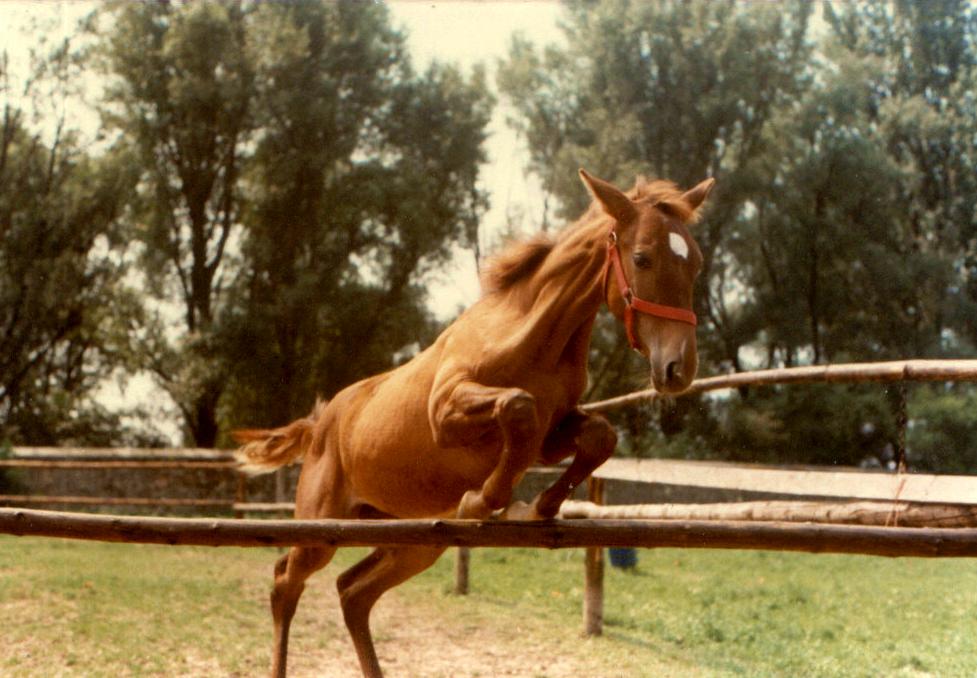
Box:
604;229;697;353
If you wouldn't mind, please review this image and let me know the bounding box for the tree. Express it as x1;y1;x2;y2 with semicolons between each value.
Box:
824;0;977;358
91;1;493;442
499;0;813;449
500;0;813;376
220;2;492;430
94;1;255;446
0;46;149;446
501;1;977;471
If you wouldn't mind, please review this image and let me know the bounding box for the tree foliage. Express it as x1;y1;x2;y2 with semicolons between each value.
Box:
501;0;977;470
0;47;151;445
86;0;492;444
221;2;492;430
6;1;976;471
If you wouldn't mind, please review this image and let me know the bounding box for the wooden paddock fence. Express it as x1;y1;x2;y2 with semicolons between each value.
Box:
0;448;270;515
2;506;976;556
582;358;977;411
2;358;977;636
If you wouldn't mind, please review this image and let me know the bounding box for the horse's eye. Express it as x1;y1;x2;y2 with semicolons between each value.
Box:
632;251;653;269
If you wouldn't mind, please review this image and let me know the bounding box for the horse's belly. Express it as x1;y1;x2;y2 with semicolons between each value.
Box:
347;436;500;518
341;381;500;518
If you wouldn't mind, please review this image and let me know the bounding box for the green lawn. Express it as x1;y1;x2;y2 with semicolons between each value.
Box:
1;536;975;677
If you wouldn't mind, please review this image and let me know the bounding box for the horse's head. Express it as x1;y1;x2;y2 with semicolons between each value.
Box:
580;169;714;394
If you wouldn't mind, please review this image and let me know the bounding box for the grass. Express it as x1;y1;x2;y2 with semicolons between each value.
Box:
1;536;975;676
459;548;977;677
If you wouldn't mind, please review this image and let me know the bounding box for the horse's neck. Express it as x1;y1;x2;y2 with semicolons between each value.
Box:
496;219;608;369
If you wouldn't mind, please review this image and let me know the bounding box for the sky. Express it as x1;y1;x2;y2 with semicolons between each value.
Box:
0;0;566;441
390;1;564;315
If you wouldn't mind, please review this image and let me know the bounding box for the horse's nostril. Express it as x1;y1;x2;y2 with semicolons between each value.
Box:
665;361;681;384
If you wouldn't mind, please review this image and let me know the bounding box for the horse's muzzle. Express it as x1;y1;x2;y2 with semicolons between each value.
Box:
650;347;697;395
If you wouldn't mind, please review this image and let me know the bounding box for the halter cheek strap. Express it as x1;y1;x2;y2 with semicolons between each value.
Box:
604;230;697;352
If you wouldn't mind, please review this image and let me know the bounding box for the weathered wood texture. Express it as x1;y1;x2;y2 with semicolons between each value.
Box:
0;460;235;469
6;458;974;506
560;500;977;528
10;447;234;461
454;546;471;596
2;508;977;558
591;459;977;505
584;477;606;636
583;359;977;412
0;495;235;508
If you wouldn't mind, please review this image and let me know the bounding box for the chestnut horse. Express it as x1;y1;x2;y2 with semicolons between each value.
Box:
235;169;714;678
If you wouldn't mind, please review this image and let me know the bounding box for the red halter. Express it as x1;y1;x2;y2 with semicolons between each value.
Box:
604;230;697;352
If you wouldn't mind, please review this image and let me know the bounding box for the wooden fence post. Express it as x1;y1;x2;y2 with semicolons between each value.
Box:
583;475;605;636
274;468;287;505
454;546;470;595
234;471;247;519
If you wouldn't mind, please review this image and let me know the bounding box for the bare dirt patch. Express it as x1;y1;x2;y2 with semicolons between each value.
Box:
277;572;689;678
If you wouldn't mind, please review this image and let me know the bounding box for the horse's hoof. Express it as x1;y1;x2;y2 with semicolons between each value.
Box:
500;500;546;521
456;490;491;519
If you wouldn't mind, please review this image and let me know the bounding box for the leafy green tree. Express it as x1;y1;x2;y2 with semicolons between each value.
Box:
220;2;492;430
908;385;977;473
0;48;150;445
825;0;977;357
500;0;813;448
93;1;254;446
737;47;943;366
502;1;977;471
500;0;813;375
89;1;492;442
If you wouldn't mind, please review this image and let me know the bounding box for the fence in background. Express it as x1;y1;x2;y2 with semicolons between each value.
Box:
3;358;977;637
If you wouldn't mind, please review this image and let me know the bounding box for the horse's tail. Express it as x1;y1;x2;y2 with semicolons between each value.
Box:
232;400;328;475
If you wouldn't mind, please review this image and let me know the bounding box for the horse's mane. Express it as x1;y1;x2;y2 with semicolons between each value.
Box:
480;176;698;295
480;233;556;295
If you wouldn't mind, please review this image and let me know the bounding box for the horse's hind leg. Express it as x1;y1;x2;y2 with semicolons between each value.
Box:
270;546;336;678
337;545;446;678
269;444;348;677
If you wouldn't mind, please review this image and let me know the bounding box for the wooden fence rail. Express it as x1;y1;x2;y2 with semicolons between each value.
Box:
0;460;236;469
560;500;977;528
2;508;977;558
0;495;236;508
583;358;977;412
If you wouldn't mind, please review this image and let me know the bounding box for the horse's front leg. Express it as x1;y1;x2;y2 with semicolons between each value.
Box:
429;379;542;519
519;410;617;519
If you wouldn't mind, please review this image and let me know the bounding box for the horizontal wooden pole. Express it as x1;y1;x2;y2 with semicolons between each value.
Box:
233;502;295;513
9;447;234;462
0;460;237;470
560;500;977;528
1;508;976;558
0;496;235;508
583;359;977;412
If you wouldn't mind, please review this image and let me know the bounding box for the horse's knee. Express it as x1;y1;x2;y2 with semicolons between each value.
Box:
579;415;617;460
495;390;539;438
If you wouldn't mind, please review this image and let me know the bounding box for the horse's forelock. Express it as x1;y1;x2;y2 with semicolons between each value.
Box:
631;177;699;223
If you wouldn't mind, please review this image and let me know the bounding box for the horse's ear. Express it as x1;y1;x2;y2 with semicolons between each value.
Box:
579;169;637;224
681;178;716;211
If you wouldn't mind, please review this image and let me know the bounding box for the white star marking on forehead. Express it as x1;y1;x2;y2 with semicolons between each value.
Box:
669;232;689;260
